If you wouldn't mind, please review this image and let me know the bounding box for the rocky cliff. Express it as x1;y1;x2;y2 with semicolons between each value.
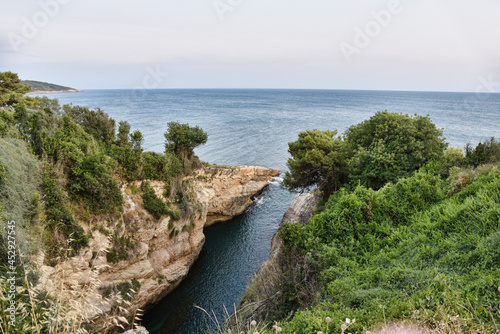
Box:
34;165;278;331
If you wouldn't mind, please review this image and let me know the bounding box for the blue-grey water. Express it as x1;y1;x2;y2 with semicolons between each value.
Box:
40;89;500;334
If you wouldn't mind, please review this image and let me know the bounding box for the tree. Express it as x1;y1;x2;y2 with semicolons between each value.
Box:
283;112;447;197
282;129;349;197
164;121;208;158
63;104;116;145
0;71;33;107
117;121;131;147
345;111;447;189
465;137;500;167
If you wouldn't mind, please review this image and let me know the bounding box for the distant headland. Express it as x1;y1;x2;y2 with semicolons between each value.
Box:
21;80;83;94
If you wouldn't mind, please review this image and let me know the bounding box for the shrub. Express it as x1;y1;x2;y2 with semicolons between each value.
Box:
465;137;500;167
282;129;349;197
140;181;180;220
0;138;42;256
142;151;182;181
41;168;88;258
346;111;447;189
63;104;115;145
274;168;500;333
69;152;123;215
106;234;136;264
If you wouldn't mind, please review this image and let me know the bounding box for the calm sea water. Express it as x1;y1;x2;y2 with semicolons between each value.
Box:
41;89;500;333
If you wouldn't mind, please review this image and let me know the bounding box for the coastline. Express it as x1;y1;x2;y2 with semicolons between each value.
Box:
27;89;83;95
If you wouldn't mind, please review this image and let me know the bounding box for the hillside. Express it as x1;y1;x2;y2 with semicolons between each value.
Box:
21;79;82;94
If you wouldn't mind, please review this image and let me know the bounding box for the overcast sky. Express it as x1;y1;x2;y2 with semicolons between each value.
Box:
1;0;499;92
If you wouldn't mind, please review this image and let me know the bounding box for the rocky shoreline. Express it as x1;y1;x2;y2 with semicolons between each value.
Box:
27;89;83;94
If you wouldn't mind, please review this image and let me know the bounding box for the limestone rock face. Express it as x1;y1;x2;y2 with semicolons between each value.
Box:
267;192;319;265
122;326;149;334
34;165;278;331
192;166;280;226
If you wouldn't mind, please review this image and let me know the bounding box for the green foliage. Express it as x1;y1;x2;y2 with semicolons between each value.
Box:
63;104;116;145
106;234;136;264
140;181;180;220
44;115;97;167
41;167;88;257
283;112;447;198
68;152;123;215
111;121;144;180
275;168;500;333
0;71;33;107
0;138;41;256
116;281;133;301
164;121;208;157
131;278;141;292
142;151;182;181
116;120;131;147
0;107;19;138
282;129;348;197
346;111;447;189
465;137;500;167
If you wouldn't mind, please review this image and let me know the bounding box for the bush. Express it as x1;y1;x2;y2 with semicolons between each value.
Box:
465;137;500;167
142;151;182;181
63;104;115;145
41;168;88;257
140;181;180;220
0;138;42;256
69;152;123;215
44;115;97;168
274;168;500;333
283;112;447;198
346;111;447;189
106;234;136;264
282;129;349;197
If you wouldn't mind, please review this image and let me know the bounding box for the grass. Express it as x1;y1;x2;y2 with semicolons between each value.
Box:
233;168;500;334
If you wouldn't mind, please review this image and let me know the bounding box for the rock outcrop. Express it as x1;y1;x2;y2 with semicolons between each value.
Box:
34;165;278;331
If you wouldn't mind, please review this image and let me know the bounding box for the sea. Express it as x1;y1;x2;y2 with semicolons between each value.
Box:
39;89;500;334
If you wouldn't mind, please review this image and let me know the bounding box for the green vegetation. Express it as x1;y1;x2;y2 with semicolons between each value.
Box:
116;278;141;301
20;79;80;93
0;71;206;268
106;233;137;264
140;181;181;220
164;121;208;166
236;116;500;333
282;129;348;196
282;111;447;198
0;71;33;107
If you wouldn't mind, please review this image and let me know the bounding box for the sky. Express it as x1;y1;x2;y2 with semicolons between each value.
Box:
1;0;499;92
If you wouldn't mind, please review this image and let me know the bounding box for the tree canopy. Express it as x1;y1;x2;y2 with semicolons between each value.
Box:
0;71;33;107
164;121;208;157
346;111;447;189
282;129;348;196
282;111;447;197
